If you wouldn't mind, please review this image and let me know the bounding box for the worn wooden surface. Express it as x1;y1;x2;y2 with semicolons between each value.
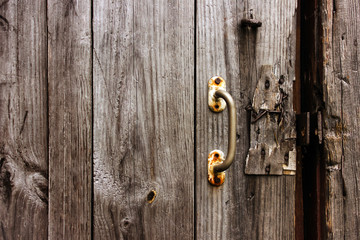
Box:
245;65;296;176
0;0;48;239
48;0;92;239
196;0;297;239
5;1;355;239
321;0;360;239
93;0;195;239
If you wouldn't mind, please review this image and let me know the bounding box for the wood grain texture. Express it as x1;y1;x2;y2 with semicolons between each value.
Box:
47;0;92;239
321;0;360;239
93;0;194;239
0;0;48;239
245;65;296;176
196;0;298;239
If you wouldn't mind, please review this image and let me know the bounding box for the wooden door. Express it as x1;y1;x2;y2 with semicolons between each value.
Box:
10;0;360;239
91;0;298;239
196;1;298;239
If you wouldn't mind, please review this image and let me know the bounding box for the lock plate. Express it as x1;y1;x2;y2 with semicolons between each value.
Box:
245;65;296;175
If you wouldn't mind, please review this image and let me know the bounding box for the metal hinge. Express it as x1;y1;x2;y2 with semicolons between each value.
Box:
296;111;323;146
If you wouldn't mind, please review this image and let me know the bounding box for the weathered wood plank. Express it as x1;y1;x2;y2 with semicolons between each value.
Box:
0;0;48;239
93;0;195;239
321;0;360;239
196;0;298;239
47;0;92;238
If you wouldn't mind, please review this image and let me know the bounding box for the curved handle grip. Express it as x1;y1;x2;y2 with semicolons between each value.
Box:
207;77;236;186
213;90;237;173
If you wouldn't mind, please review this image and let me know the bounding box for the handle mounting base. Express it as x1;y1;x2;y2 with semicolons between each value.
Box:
208;150;225;186
208;76;226;112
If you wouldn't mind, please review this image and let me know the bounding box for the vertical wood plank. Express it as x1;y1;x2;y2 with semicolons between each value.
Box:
93;0;195;239
48;0;92;239
196;0;298;239
321;0;360;239
0;0;48;239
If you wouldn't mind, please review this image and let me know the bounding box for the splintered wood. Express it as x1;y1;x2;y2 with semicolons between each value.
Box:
245;65;296;175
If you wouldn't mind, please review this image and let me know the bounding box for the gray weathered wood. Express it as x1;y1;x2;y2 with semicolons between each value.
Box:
47;0;92;239
93;0;195;239
245;65;296;176
196;0;298;239
0;0;48;239
321;0;360;238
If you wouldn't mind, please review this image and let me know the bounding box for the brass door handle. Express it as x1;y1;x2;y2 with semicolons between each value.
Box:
207;77;236;186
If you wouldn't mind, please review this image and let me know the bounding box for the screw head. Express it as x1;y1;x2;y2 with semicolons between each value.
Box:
215;78;221;85
265;79;270;89
279;75;285;84
261;148;265;156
